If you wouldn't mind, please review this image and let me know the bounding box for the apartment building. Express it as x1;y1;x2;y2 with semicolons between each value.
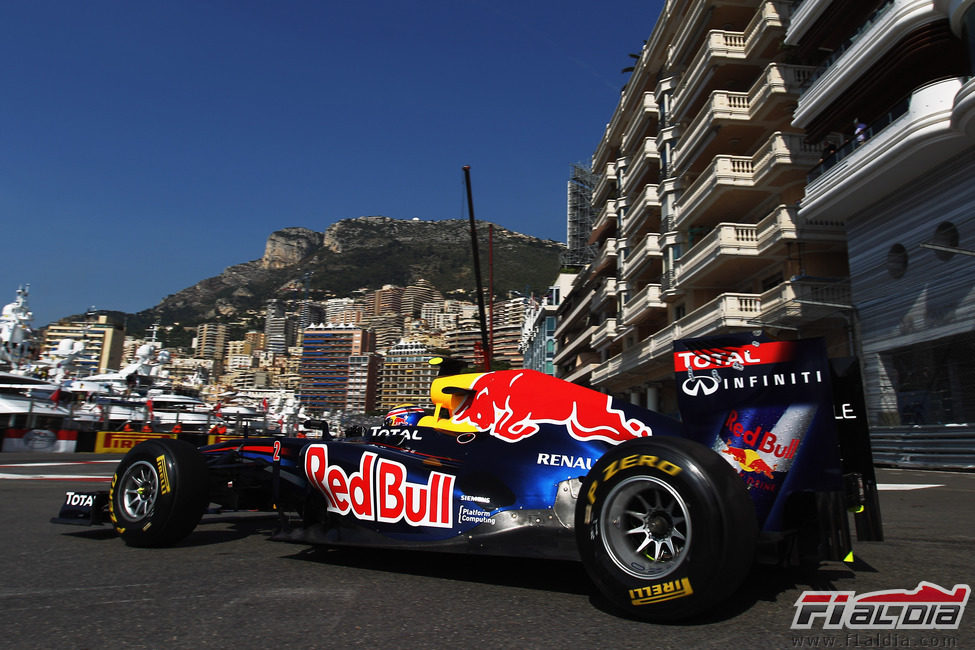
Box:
520;273;575;375
346;353;382;414
787;0;975;429
298;325;375;414
265;299;297;354
377;340;437;411
401;278;443;318
41;314;125;375
195;322;228;360
557;0;850;415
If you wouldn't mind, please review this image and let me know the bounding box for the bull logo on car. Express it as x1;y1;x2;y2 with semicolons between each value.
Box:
448;370;654;444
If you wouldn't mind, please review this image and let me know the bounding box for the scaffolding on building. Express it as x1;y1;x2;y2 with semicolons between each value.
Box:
560;163;599;268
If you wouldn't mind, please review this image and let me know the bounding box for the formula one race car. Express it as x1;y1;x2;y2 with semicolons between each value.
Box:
53;335;882;622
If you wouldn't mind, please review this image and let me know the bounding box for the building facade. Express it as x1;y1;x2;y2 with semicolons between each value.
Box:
787;0;975;430
377;340;437;411
346;353;382;414
41;314;125;375
558;0;851;415
298;325;375;414
195;322;228;360
265;299;297;354
520;274;575;375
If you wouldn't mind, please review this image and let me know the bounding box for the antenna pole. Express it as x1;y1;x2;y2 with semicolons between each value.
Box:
463;165;491;370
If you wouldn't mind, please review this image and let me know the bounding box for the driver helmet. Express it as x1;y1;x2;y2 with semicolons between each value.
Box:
384;404;426;427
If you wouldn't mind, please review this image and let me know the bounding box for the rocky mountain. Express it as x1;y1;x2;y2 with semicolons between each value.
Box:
126;216;565;332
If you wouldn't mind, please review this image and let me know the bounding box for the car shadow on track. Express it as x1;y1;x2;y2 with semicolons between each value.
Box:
179;512;283;546
60;512;283;547
284;544;595;596
281;543;873;624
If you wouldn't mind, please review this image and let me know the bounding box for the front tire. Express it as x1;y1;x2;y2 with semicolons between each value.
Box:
109;439;209;547
575;437;757;621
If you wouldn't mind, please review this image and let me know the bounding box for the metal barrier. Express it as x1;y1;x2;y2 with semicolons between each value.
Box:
870;426;975;471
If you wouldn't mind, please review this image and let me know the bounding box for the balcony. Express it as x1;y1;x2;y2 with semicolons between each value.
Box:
675;223;761;287
621;283;665;326
758;278;853;330
591;292;763;386
621;183;661;238
800;77;971;223
591;238;619;276
793;0;936;128
785;0;832;45
592;277;617;312
562;362;599;385
671;2;791;121
552;325;596;366
591;318;619;349
554;288;596;337
589;199;617;244
676;132;819;230
952;76;975;136
621;92;660;156
621;232;663;280
621;138;660;195
592;161;617;206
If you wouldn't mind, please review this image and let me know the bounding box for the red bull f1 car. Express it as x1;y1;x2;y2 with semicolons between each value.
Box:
53;337;883;622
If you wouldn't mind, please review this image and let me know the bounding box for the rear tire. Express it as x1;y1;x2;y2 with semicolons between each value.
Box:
575;437;757;621
109;439;209;547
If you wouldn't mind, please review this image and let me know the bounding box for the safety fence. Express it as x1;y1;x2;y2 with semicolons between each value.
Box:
870;426;975;471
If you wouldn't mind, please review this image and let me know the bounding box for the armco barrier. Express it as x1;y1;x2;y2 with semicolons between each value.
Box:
0;429;301;454
870;425;975;470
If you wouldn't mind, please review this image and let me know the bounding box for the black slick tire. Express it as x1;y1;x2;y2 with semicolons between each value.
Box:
109;438;209;547
575;436;757;621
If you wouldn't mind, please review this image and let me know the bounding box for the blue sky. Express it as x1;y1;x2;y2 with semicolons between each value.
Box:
2;1;663;326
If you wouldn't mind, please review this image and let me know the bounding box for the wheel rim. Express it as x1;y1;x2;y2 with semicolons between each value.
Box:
599;475;691;579
118;460;159;521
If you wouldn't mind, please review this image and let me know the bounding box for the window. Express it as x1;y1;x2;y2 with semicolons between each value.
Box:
931;221;960;261
886;244;908;278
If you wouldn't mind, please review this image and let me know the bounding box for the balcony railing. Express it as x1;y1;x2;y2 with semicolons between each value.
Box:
758;278;852;329
675;223;760;282
621;183;660;237
794;0;927;127
592;161;617;205
621;283;665;326
672;1;790;120
621;138;659;195
554;288;596;337
621;92;659;155
677;132;818;228
800;77;968;222
553;324;596;365
591;318;619;349
591;293;762;384
590;199;617;241
593;277;617;311
799;0;895;92
807;95;910;182
590;238;618;276
622;232;663;279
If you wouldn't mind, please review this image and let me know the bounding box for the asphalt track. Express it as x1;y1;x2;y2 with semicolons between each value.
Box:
0;452;972;649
